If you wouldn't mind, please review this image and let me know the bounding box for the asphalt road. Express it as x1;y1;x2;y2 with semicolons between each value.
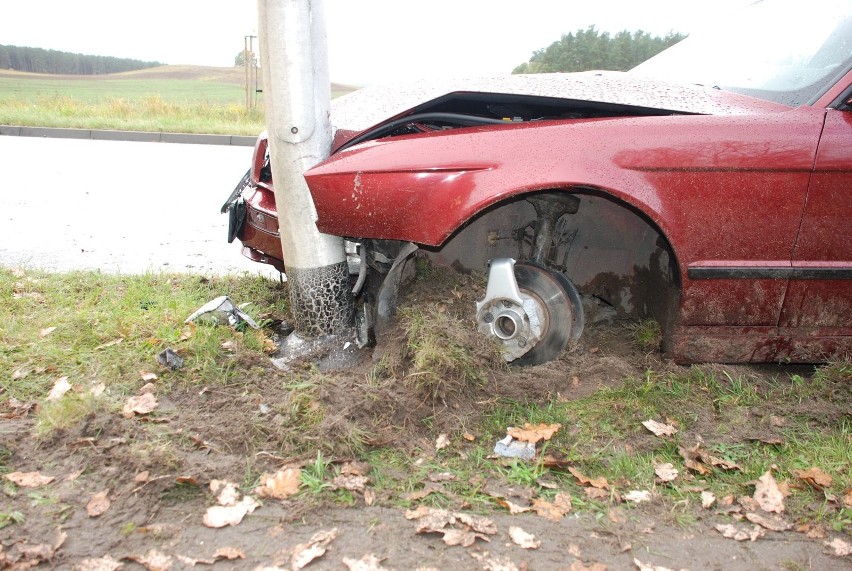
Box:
0;135;278;277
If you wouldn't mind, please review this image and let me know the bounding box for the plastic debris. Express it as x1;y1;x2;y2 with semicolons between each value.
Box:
185;296;259;329
493;435;536;460
157;348;184;370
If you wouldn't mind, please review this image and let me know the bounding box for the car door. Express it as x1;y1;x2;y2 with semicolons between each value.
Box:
778;90;852;358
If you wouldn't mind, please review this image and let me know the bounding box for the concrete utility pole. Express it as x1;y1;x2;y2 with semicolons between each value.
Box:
257;0;353;337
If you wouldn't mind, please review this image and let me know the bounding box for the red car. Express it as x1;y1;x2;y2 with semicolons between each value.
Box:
224;0;852;365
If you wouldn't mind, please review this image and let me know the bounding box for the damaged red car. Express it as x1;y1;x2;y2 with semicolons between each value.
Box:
224;0;852;365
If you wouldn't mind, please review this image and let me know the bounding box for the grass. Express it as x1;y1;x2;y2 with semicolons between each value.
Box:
0;67;357;134
1;267;286;404
2;267;850;533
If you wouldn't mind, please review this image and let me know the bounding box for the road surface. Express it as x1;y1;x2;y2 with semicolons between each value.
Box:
0;135;279;277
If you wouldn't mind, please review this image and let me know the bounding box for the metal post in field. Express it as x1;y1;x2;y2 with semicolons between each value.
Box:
257;0;354;338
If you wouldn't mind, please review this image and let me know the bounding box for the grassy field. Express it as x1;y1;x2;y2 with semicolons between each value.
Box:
0;66;357;135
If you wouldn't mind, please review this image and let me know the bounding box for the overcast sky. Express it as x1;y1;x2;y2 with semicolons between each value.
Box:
0;0;752;85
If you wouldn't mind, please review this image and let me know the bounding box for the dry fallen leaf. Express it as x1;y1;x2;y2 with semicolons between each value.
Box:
679;444;710;475
364;488;376;506
844;489;852;508
75;555;123;571
6;471;55;488
624;490;652;504
715;523;764;542
531;492;573;521
435;433;450;450
569;467;610;490
341;461;371;476
39;326;57;338
654;462;678;483
825;537;852;557
584;487;610;501
343;554;388;571
470;551;520;571
462;432;476;442
122;393;159;418
701;491;717;509
202;496;259;528
641;419;677;437
406;506;496;546
125;549;173;571
509;526;541;549
507;422;562;443
634;558;675;571
254;467;301;499
745;512;792;531
753;471;785;513
86;489;111;517
494;497;532;514
46;376;72;401
95;338;124;350
291;528;339;570
441;528;491;547
213;547;245;560
139;371;158;382
795;467;833;491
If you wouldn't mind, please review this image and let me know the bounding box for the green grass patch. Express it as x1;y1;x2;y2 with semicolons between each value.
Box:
1;268;286;405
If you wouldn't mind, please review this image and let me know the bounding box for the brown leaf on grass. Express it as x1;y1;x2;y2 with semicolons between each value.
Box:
435;433;450;450
331;474;369;493
795;467;833;491
139;371;158;382
428;472;456;482
364;488;376;506
94;338;124;350
509;526;540;549
403;482;444;501
531;492;573;521
678;444;710;475
125;549;173;571
825;537;852;557
341;461;371;476
46;376;72;401
291;528;338;570
654;462;678;483
122;393;158;418
641;419;677;437
462;432;476;441
494;497;532;514
745;512;792;531
342;554;389;571
568;467;609;490
701;491;717;509
753;471;785;513
585;487;611;501
623;490;653;504
507;422;561;443
844;489;852;508
715;523;765;541
75;555;123;570
220;340;238;352
202;497;259;528
254;467;301;500
86;490;111;517
6;471;55;488
39;326;57;338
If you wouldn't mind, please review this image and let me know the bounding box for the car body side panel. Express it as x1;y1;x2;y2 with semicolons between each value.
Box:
307;108;825;327
780;108;852;331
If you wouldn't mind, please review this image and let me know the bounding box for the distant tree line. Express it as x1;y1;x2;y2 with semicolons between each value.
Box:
0;44;163;74
513;27;685;74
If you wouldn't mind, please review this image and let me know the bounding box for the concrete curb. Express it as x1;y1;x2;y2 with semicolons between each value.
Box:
0;125;257;146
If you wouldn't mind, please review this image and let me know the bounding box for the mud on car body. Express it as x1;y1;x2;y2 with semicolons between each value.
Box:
224;0;852;365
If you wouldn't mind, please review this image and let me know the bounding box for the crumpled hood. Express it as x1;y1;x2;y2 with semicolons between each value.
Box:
330;71;790;144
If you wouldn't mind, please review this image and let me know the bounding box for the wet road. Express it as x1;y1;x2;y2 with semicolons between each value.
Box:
0;136;278;277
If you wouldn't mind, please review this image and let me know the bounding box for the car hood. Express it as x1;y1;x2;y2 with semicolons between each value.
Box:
330;71;790;145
